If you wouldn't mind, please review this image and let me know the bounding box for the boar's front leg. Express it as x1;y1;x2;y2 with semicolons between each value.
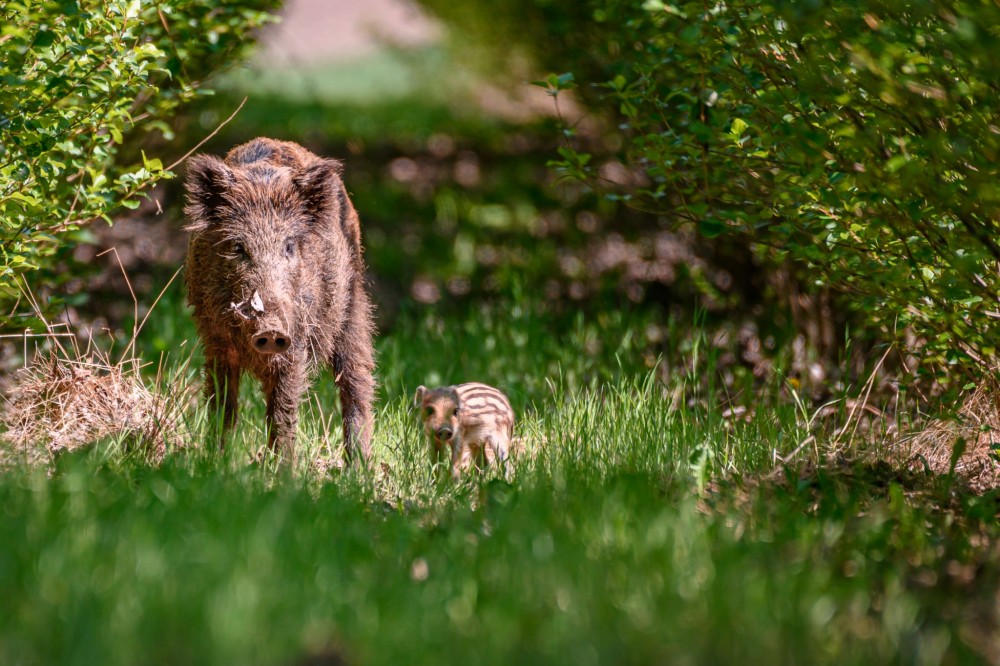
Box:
263;357;309;461
205;354;240;450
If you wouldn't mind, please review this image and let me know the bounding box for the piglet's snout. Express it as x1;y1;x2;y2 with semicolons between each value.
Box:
435;426;454;441
252;330;292;355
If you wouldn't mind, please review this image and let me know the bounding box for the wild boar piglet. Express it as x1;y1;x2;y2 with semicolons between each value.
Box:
414;382;514;480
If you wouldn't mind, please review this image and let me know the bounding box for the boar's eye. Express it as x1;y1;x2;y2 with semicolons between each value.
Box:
232;241;246;257
284;239;296;259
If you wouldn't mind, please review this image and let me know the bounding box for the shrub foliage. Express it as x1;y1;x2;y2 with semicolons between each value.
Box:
420;0;1000;380
0;0;276;320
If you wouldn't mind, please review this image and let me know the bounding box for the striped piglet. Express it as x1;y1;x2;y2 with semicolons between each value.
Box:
414;382;514;480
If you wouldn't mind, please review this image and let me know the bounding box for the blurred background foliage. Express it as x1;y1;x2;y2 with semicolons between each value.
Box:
4;0;999;400
417;0;1000;386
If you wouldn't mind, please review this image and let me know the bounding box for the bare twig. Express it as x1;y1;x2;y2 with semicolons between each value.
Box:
96;247;138;359
13;276;70;358
779;435;816;465
834;344;894;448
165;96;248;172
119;264;184;364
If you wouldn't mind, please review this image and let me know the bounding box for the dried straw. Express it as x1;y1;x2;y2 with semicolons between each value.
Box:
894;382;1000;493
1;352;177;465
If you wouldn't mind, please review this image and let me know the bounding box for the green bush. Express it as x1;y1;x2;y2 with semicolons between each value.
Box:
0;0;277;322
419;0;1000;382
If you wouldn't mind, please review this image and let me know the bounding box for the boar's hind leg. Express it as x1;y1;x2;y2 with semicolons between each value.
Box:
205;356;240;450
332;344;375;465
264;360;309;461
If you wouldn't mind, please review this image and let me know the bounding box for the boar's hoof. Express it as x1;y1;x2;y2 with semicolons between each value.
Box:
252;330;292;355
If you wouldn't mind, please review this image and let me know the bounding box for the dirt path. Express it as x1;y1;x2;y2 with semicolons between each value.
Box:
258;0;440;66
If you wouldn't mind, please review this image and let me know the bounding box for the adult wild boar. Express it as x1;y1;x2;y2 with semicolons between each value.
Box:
184;137;376;463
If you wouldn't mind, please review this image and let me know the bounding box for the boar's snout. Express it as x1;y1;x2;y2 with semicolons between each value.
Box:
252;330;292;355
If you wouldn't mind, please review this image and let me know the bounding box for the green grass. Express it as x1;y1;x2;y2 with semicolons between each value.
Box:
198;44;519;149
221;47;458;105
1;300;997;665
1;415;996;664
9;19;997;664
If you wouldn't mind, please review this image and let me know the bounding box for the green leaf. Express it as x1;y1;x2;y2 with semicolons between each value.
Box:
141;151;163;173
135;42;166;59
32;30;56;48
698;218;728;238
948;437;967;478
885;155;909;173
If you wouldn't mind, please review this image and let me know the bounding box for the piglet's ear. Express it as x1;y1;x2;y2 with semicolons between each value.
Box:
413;386;427;409
294;159;344;217
184;154;234;232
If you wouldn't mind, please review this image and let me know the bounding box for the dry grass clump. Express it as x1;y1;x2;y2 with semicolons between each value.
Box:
894;383;1000;493
1;352;179;466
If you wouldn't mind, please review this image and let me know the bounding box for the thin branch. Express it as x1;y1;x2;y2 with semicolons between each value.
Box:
165;96;248;172
119;264;184;364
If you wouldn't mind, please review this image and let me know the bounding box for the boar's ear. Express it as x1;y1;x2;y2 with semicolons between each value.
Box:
184;155;234;232
413;386;427;409
294;159;344;218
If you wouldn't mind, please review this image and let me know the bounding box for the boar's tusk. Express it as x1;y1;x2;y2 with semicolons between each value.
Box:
250;290;265;313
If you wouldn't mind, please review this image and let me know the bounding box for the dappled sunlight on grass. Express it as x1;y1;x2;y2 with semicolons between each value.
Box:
1;431;996;665
1;305;998;664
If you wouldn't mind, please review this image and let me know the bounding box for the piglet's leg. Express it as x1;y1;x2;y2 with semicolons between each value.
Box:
450;440;463;481
431;441;450;483
264;358;309;462
486;432;513;479
204;355;240;451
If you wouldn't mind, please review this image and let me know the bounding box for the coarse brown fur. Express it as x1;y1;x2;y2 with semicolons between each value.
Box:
414;383;513;480
184;137;376;463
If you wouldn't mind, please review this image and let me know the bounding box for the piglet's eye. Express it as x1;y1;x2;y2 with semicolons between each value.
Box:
453;408;460;416
425;407;434;417
233;242;246;255
284;240;296;258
